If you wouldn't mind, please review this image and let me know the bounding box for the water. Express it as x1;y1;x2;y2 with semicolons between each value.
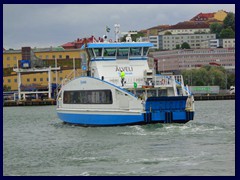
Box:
3;100;235;176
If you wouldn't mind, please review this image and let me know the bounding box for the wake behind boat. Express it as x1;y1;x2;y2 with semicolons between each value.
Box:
56;24;195;126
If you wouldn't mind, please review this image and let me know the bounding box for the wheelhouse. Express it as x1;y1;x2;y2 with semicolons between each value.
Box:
87;43;152;61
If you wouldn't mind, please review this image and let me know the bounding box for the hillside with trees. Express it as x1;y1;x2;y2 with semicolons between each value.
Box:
210;12;235;39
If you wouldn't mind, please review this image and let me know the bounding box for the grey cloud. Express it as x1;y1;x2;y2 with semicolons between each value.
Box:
3;4;235;49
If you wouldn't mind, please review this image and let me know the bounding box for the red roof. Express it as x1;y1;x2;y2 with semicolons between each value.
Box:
61;42;75;47
169;21;209;29
147;25;170;30
61;36;102;49
190;12;214;21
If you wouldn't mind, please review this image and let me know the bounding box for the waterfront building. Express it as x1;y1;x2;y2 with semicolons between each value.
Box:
158;33;216;50
149;36;159;49
200;38;235;48
219;39;235;48
149;48;235;73
3;47;87;91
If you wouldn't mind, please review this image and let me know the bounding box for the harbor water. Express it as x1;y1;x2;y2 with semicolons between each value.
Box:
3;100;235;176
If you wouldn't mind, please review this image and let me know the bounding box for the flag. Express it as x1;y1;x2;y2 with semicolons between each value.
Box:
106;26;110;33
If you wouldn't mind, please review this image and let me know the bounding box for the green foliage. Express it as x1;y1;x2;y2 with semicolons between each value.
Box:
164;31;172;35
181;42;190;49
209;13;235;39
220;27;235;38
223;12;235;31
181;65;235;89
176;44;181;49
210;22;223;38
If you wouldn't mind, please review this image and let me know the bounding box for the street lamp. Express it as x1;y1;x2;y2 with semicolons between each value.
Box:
162;59;165;73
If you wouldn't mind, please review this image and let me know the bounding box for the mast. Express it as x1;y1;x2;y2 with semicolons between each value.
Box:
84;38;91;76
114;24;120;42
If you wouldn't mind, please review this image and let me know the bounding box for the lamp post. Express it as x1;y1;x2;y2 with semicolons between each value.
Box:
162;59;165;73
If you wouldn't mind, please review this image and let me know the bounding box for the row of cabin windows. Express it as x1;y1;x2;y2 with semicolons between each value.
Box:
63;90;113;104
5;55;71;60
89;47;149;59
6;77;63;83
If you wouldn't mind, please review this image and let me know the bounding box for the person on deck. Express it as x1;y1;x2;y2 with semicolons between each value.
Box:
120;70;126;87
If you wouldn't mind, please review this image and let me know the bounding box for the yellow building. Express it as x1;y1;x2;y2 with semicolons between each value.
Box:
214;10;228;21
3;47;87;91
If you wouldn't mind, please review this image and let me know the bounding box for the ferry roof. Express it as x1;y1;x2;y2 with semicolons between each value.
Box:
86;42;153;48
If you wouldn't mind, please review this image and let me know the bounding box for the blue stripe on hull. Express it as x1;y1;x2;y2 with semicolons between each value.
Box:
57;111;194;126
57;112;145;126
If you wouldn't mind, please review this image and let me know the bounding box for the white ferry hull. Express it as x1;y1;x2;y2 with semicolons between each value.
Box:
57;109;145;126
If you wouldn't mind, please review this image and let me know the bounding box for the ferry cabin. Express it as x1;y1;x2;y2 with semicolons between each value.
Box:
86;42;153;87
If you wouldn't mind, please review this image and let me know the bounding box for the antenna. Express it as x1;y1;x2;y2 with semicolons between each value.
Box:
114;24;120;42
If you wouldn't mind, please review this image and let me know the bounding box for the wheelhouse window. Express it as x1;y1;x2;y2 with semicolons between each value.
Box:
93;48;103;57
129;47;142;57
88;49;94;58
103;48;117;57
63;90;112;104
143;47;149;56
117;48;129;59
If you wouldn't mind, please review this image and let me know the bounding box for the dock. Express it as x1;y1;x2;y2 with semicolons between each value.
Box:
3;99;56;106
194;94;235;101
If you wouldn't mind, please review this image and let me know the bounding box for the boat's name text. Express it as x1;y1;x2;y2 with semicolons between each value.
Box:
115;66;133;72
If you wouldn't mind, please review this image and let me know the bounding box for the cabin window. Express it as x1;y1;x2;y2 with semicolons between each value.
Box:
93;48;103;57
143;47;149;56
117;48;129;59
129;47;142;57
63;90;112;104
88;49;94;58
103;48;117;57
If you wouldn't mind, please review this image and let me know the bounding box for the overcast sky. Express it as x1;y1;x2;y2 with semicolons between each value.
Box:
3;4;235;49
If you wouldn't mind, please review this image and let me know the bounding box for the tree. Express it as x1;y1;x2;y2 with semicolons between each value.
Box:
164;31;172;35
176;44;181;49
220;27;235;38
223;12;235;31
181;42;190;49
181;65;234;89
210;22;223;38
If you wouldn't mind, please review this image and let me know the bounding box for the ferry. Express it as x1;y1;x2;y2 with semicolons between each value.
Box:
56;24;195;126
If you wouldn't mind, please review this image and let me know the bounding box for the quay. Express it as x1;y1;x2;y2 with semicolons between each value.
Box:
194;94;235;101
3;99;56;106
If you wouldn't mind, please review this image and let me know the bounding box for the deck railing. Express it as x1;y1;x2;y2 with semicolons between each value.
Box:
105;75;183;87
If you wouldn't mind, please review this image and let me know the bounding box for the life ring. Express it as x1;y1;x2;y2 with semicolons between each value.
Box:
161;79;165;85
